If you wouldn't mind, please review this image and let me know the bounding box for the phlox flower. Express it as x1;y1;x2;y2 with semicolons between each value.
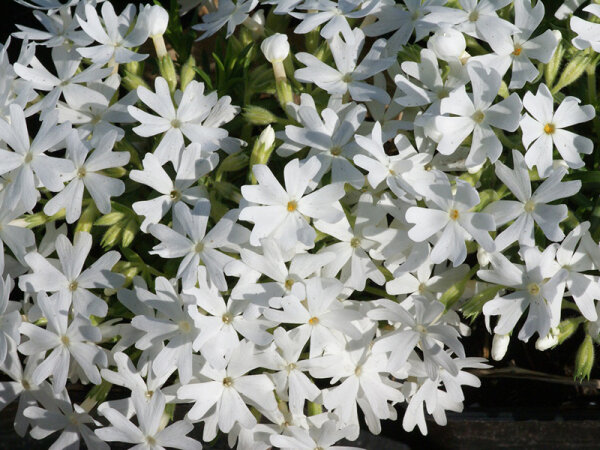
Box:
240;157;345;251
270;415;360;450
96;389;202;450
19;231;123;318
433;61;523;169
479;245;567;342
484;149;581;250
193;0;259;40
43;130;130;223
128;78;232;164
368;296;465;378
0;104;72;211
76;2;150;64
295;28;395;104
130;146;216;232
475;0;558;89
177;341;279;436
571;4;600;52
406;175;496;266
280;101;366;189
520;83;595;176
0;276;20;365
148;200;245;291
18;291;107;394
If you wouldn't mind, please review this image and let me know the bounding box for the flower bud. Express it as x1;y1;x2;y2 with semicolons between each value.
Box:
575;334;595;380
535;328;559;351
492;333;510;361
261;33;290;63
243;105;280;125
428;27;466;61
249;125;276;184
142;4;169;38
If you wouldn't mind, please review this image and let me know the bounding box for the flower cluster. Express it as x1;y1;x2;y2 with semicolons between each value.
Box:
1;0;600;448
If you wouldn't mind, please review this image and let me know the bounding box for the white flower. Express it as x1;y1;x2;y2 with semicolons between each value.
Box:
148;200;244;291
43;130;129;223
354;121;433;198
0;198;36;266
96;389;202;450
57;74;138;144
315;212;386;291
291;0;378;43
310;327;403;435
0;104;72;211
13;46;112;116
77;2;149;64
0;276;20;365
520;83;595;176
18;291;107;394
25;397;109;450
19;231;123;318
479;245;567;342
406;175;496;266
260;33;290;63
130;276;199;384
555;222;600;321
433;61;523;169
128;77;231;164
484;150;581;250
231;237;335;306
240;157;345;251
186;284;274;369
15;5;93;48
475;0;558;89
130;147;215;232
295;28;395;104
263;327;321;416
270;416;360;450
263;278;362;358
425;0;518;46
280;101;366;189
193;0;259;40
571;4;600;51
177;341;279;435
369;296;465;377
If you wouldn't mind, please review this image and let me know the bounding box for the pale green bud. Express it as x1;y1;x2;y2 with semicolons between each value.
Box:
552;53;590;94
249;125;276;183
575;334;595;381
243;105;279;125
557;317;583;344
121;219;138;248
545;41;564;88
180;55;196;91
158;56;177;92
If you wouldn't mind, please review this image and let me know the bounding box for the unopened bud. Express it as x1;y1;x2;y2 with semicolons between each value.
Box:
492;333;510;361
535;327;560;351
261;33;290;63
428;26;466;61
243;105;279;125
158;56;177;92
143;4;169;38
180;55;196;91
575;334;595;381
249;125;276;183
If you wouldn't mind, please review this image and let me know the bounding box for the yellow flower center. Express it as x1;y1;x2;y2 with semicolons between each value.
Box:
171;119;181;128
170;189;181;201
527;282;540;296
350;237;361;248
472;110;485;124
524;200;536;213
194;242;204;253
449;209;460;221
284;278;295;290
308;316;320;325
178;321;191;333
543;123;555;135
512;46;522;56
68;281;78;292
61;335;70;346
222;313;233;324
330;146;342;156
468;10;479;22
222;376;233;387
24;152;33;164
77;167;87;178
287;201;298;212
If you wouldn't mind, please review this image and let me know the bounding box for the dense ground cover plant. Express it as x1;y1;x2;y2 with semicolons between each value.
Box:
1;0;600;447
